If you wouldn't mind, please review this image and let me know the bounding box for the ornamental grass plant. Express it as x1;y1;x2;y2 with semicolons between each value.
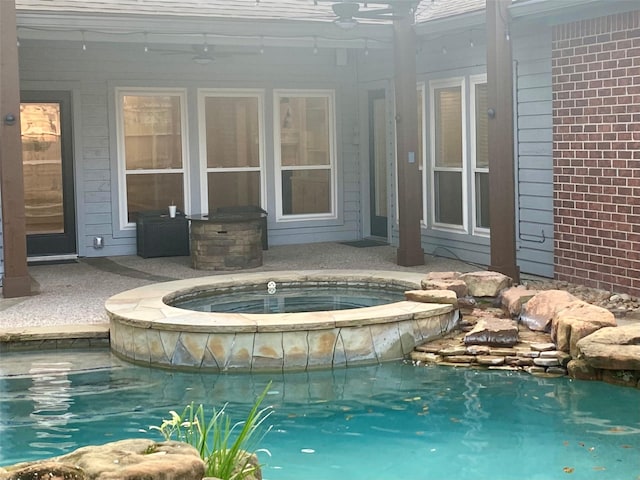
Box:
150;383;273;480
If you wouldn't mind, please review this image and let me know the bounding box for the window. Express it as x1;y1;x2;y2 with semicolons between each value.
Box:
430;78;466;229
274;90;336;220
117;89;187;226
198;90;264;213
471;75;489;232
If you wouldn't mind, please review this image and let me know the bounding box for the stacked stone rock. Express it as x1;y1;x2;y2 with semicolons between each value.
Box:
408;271;640;389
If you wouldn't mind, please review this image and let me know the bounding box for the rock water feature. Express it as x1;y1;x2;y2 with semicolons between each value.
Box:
409;271;640;389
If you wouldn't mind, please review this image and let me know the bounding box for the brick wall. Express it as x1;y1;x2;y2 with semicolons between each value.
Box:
552;11;640;297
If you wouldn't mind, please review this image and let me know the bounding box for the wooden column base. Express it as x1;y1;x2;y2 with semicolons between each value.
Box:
397;247;425;267
2;274;31;298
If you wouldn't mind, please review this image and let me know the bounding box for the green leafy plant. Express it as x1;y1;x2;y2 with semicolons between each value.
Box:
150;383;273;480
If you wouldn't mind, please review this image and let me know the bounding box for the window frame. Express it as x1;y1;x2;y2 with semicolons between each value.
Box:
273;89;337;222
197;88;266;215
115;87;189;230
470;74;490;236
429;77;468;232
417;82;427;226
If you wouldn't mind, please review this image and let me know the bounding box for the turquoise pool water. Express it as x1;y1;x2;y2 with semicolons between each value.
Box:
1;349;639;480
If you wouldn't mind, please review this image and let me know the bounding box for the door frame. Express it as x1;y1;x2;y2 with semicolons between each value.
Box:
21;90;77;258
368;89;389;239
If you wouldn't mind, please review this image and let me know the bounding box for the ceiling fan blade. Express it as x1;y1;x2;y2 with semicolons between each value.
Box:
331;2;395;21
146;47;189;55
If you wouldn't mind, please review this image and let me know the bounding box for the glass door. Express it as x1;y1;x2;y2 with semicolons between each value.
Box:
369;90;388;238
21;91;76;257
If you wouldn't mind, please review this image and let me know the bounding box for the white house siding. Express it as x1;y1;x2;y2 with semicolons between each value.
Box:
512;23;555;278
17;40;363;257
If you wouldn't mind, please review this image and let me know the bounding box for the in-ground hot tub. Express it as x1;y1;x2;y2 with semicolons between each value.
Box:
106;270;459;371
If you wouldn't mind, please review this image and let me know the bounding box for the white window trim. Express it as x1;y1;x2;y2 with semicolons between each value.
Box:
470;74;490;237
115;87;190;230
429;77;468;233
273;89;337;222
196;88;266;215
417;81;427;226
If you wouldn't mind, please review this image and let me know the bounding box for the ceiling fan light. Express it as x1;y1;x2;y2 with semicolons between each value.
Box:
193;56;212;65
334;17;358;29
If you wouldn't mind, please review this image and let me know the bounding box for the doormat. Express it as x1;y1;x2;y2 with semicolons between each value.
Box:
340;239;388;248
27;258;78;266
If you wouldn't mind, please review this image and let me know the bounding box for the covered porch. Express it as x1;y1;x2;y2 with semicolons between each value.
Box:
1;0;519;299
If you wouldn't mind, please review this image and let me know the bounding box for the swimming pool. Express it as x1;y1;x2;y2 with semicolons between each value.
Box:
1;349;639;480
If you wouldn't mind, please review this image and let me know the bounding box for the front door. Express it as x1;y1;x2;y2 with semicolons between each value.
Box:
369;90;388;238
20;91;76;257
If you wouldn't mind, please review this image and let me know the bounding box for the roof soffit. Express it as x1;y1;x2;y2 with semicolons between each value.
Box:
510;0;637;25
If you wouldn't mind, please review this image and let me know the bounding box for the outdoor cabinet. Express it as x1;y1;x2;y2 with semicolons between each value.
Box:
136;211;190;258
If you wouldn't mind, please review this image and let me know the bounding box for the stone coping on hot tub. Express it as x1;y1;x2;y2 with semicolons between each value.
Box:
106;270;459;371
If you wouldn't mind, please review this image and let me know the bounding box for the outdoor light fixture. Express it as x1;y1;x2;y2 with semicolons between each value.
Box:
202;33;209;53
193;56;213;65
334;16;358;29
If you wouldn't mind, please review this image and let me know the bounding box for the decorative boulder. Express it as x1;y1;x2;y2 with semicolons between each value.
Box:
405;289;458;308
1;461;86;480
463;318;519;347
421;272;468;298
1;439;205;480
519;290;580;332
500;286;538;317
423;271;462;280
552;303;616;357
459;271;512;298
576;324;640;371
566;359;601;381
457;296;477;314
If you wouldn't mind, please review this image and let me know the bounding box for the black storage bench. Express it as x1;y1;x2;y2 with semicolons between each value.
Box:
136;210;190;258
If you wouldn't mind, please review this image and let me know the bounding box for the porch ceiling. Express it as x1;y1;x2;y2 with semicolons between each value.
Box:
16;0;486;22
14;0;487;50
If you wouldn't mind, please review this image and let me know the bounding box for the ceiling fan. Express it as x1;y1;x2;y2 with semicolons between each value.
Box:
147;43;248;65
329;1;415;28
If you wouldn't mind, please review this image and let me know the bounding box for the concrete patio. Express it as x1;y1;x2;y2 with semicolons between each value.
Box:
0;242;478;331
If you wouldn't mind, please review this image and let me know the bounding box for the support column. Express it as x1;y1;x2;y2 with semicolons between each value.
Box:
486;0;520;282
0;0;31;298
393;12;424;267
